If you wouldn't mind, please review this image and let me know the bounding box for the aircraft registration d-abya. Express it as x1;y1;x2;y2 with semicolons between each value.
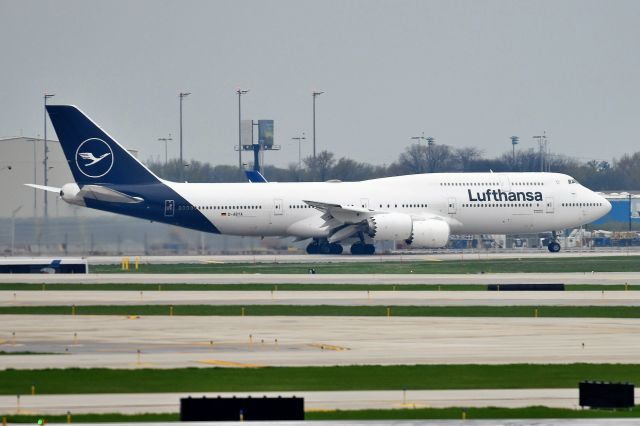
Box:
29;105;611;255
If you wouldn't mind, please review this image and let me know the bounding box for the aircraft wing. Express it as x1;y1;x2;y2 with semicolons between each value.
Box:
303;200;377;242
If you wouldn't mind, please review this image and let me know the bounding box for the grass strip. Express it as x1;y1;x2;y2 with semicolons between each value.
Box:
0;413;177;423
3;407;640;423
91;256;640;274
1;364;640;395
1;283;638;291
0;283;488;291
308;406;640;420
1;305;639;317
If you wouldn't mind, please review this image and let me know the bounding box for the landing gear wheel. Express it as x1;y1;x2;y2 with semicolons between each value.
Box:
350;243;375;255
306;241;320;254
307;241;343;255
547;241;561;253
330;243;343;255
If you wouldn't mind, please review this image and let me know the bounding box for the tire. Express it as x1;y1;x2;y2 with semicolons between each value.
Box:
365;244;376;255
330;243;343;255
547;242;561;253
319;243;332;254
350;243;363;255
306;242;319;254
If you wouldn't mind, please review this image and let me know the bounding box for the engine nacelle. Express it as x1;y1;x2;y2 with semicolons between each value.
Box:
60;183;85;206
367;213;413;241
406;219;450;248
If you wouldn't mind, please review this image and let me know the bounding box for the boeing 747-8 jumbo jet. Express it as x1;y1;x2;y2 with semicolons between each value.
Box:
29;105;611;255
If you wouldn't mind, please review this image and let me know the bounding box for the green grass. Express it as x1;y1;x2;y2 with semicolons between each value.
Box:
2;283;638;291
0;413;178;423
0;351;53;356
0;283;488;291
308;406;640;420
1;364;639;395
1;304;639;317
3;407;640;422
91;255;640;274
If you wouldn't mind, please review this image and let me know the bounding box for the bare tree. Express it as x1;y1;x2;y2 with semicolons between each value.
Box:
304;150;336;181
455;147;483;172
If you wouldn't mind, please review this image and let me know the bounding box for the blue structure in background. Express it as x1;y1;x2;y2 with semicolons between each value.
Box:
591;194;640;227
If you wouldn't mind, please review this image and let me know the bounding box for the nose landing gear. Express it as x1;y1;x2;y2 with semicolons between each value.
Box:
547;231;561;253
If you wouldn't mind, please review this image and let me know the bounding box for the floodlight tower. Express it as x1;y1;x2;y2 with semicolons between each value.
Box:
158;134;172;165
312;91;323;159
43;93;55;218
510;136;519;170
533;132;547;172
179;92;190;180
237;88;249;170
291;133;307;169
410;132;427;144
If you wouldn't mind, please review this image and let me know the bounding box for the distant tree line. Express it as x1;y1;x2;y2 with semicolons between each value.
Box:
147;144;640;190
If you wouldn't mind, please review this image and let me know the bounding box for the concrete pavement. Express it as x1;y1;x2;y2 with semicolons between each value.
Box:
3;290;640;307
2;315;640;369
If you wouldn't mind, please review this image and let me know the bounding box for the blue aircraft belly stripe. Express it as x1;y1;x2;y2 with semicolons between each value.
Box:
84;183;220;234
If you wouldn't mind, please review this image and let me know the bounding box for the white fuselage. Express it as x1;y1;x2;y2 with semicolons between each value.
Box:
163;172;611;238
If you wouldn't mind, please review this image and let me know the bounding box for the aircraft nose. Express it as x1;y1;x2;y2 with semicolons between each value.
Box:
600;195;612;215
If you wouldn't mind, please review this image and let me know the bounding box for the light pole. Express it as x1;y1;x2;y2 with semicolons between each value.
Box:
510;136;519;170
533;133;547;172
26;138;38;217
410;132;427;144
11;205;22;256
43;93;55;218
312;91;323;159
179;92;190;181
291;133;306;169
237;88;249;170
158;134;172;165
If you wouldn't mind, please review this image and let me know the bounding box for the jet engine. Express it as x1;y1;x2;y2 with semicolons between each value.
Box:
367;213;413;241
406;219;450;248
60;183;85;206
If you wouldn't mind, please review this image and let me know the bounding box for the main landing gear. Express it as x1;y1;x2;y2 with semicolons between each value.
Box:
306;239;343;255
547;231;561;253
350;242;375;255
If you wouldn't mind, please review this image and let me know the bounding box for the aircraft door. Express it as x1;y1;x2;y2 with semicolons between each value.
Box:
360;198;369;209
164;200;175;217
448;197;457;214
273;199;283;215
546;197;554;214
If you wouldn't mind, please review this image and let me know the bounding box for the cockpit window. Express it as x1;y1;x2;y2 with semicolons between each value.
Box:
568;179;577;184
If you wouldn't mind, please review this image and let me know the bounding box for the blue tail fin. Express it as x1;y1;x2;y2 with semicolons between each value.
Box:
46;105;160;186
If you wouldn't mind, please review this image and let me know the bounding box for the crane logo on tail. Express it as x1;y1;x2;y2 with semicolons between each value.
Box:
75;138;114;178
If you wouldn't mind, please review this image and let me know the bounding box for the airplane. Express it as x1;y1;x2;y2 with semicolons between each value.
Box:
28;105;611;255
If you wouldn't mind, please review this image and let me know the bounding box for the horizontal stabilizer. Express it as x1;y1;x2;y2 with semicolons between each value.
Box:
79;185;144;204
25;184;61;193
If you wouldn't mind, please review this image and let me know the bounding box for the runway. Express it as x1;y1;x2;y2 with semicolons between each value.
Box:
84;251;640;264
0;388;616;414
2;272;640;285
3;290;640;307
2;315;639;369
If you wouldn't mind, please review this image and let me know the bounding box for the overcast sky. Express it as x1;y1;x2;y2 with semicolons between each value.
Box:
2;0;639;168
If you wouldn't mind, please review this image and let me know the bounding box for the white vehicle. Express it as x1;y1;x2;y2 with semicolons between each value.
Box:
29;105;611;255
